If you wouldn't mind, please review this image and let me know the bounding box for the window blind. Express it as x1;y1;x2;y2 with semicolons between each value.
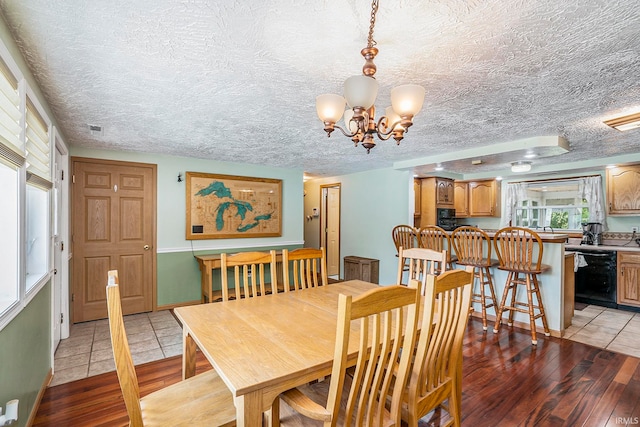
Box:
26;96;51;188
0;56;24;167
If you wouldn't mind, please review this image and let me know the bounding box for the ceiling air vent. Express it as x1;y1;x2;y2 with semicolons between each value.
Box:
88;124;104;136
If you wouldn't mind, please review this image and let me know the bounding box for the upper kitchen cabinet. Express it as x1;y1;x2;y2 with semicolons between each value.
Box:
455;179;501;217
435;177;454;206
607;164;640;215
454;181;469;217
413;178;421;226
419;177;454;226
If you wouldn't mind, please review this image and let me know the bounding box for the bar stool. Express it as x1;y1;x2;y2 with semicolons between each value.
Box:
450;226;498;331
417;225;457;273
392;225;418;272
492;227;550;345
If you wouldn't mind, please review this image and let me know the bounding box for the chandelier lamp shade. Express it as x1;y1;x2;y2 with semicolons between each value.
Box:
315;0;425;153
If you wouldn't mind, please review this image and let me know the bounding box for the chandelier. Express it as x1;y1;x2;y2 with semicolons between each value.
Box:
315;0;425;154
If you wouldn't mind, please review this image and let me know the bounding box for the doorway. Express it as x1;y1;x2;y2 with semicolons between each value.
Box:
320;184;340;278
53;137;69;350
71;157;157;322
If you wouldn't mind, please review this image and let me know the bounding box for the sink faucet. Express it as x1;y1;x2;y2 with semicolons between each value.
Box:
543;226;554;233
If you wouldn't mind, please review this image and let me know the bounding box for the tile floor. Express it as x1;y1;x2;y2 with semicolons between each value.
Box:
564;305;640;358
50;310;183;386
51;304;640;387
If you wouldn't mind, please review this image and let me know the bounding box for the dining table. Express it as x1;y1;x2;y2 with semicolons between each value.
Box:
175;278;462;427
175;279;380;426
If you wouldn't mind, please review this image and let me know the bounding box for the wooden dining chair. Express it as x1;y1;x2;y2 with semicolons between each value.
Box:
220;250;278;301
392;224;418;271
404;268;473;427
281;247;328;291
396;246;448;289
450;226;499;331
106;270;236;427
274;280;421;427
417;225;457;272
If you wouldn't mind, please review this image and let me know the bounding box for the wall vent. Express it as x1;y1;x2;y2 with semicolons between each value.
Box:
88;124;104;136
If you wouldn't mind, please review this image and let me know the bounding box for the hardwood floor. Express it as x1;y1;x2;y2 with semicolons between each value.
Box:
34;318;640;426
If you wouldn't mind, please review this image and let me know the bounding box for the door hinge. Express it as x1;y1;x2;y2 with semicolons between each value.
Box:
72;174;76;184
71;293;75;302
60;313;64;324
61;241;64;251
61;170;64;180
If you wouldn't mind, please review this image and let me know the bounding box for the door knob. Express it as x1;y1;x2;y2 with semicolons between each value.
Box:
143;245;150;250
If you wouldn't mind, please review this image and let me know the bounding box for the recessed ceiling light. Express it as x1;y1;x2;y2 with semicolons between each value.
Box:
471;159;482;165
434;164;444;171
606;164;617;169
495;176;503;181
511;161;532;173
604;112;640;131
524;152;537;159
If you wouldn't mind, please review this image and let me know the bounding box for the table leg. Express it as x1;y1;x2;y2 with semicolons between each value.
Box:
235;391;263;427
183;330;197;380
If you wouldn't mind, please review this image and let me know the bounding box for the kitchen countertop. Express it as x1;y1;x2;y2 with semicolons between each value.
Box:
565;244;640;252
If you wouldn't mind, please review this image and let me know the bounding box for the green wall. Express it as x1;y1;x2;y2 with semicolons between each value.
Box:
304;167;412;285
70;147;305;306
0;282;51;427
0;15;60;426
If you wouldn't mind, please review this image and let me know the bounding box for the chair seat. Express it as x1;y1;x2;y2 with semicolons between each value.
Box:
496;263;551;274
455;257;498;268
140;370;236;427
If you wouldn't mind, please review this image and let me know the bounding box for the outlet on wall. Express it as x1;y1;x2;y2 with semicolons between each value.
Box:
633;226;639;233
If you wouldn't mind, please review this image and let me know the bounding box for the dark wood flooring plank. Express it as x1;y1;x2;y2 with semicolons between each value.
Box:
33;317;640;427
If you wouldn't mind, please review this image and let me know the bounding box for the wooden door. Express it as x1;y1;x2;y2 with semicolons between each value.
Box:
72;157;156;322
321;184;341;277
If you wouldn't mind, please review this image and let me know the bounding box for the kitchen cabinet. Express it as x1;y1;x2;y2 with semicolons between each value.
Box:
454;181;469;217
454;179;500;217
618;251;640;308
607;164;640;215
564;253;575;329
436;178;454;206
414;178;421;227
419;177;454;226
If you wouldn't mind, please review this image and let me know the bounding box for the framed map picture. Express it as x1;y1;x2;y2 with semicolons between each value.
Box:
186;172;282;239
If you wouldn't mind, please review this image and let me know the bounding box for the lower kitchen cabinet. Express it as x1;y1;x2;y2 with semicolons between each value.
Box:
618;251;640;308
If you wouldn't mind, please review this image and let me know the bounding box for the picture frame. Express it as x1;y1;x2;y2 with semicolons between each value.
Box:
186;172;282;239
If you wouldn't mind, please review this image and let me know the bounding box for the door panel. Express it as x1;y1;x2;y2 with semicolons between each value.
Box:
72;158;156;322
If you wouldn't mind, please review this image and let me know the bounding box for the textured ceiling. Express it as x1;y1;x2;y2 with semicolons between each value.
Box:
0;0;639;178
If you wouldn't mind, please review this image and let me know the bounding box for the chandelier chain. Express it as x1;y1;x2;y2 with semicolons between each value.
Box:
367;0;379;48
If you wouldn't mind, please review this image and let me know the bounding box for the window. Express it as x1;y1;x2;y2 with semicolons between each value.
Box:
505;177;606;231
0;42;53;329
25;95;51;291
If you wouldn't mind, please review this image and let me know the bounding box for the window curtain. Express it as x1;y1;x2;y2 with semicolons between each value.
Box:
579;176;608;231
501;182;528;227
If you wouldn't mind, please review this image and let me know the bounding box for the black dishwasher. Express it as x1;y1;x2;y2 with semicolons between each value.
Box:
574;249;617;308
